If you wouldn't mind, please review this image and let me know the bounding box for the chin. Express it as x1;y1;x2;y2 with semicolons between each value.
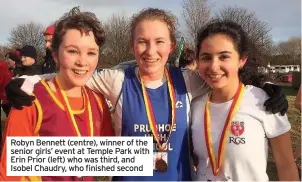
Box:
205;79;227;90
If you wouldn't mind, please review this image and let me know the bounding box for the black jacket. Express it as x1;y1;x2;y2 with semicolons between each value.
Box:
41;50;56;74
14;65;42;77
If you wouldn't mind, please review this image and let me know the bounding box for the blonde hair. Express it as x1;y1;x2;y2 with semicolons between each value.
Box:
130;8;177;45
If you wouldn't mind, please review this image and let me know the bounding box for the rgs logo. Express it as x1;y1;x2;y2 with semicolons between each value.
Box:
229;137;245;145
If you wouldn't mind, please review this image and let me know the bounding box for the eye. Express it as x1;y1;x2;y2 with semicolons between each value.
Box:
199;55;212;62
137;40;146;44
219;54;230;60
67;49;78;54
156;40;165;44
88;52;97;56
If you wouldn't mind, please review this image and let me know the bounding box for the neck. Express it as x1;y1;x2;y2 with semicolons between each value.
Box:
56;73;82;97
211;78;240;103
138;67;165;83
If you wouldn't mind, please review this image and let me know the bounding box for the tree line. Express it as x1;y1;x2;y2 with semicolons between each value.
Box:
0;0;300;68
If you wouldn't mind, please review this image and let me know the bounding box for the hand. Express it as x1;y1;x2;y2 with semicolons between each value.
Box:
5;78;36;110
263;83;288;115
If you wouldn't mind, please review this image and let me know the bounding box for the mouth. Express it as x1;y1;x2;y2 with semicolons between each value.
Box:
207;74;225;79
142;58;159;63
72;69;88;75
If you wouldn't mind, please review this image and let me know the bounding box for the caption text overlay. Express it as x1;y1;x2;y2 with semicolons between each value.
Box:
7;137;153;176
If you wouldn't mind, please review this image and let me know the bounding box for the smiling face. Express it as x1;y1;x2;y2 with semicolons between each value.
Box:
198;34;247;90
132;20;174;80
53;29;99;88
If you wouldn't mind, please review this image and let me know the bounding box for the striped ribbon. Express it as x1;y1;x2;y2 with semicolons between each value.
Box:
140;67;176;151
53;76;94;136
204;82;245;176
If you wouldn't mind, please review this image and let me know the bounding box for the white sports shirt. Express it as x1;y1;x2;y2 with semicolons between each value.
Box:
191;85;291;181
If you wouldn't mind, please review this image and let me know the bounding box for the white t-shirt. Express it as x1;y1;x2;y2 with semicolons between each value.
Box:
21;67;210;136
191;85;291;181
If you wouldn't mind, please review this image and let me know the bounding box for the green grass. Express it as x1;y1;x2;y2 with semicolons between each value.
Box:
266;94;301;180
282;85;299;96
1;86;301;180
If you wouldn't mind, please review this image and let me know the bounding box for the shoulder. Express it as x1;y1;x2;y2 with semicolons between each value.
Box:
7;103;38;130
242;85;268;105
95;68;125;79
182;69;199;79
191;94;208;110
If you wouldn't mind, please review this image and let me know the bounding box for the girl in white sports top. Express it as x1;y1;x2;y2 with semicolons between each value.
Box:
190;20;299;181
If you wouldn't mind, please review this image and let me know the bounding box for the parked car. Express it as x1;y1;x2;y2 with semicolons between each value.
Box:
282;74;293;82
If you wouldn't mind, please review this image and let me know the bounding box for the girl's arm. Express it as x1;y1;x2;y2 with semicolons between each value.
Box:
85;69;124;102
269;132;299;180
0;101;40;181
19;69;124;105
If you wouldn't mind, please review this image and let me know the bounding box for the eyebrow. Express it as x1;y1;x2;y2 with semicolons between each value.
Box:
199;51;232;56
64;45;98;51
136;37;166;41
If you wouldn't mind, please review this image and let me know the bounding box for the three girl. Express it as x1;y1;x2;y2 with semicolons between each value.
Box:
5;8;289;181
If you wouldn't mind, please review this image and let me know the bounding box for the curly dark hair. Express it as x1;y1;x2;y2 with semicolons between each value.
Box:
52;10;105;52
196;20;248;59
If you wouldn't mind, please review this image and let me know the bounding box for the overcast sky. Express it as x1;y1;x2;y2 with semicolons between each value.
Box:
0;0;300;45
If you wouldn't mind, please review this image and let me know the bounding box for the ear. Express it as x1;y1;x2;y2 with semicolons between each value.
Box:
239;56;247;68
131;46;135;55
170;42;176;52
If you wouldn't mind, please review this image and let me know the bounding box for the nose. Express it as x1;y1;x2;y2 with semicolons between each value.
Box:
209;57;220;71
144;42;157;56
76;53;87;67
46;41;52;49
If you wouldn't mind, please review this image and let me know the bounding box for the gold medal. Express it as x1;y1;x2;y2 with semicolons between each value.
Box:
155;158;168;172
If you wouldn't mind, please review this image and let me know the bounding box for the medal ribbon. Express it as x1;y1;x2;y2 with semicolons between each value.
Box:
53;76;94;136
140;67;176;151
204;82;244;176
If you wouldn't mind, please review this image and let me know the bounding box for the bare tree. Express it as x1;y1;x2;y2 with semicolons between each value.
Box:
8;22;45;63
213;6;274;85
277;37;301;65
101;13;134;67
181;0;213;46
0;45;12;60
215;6;273;63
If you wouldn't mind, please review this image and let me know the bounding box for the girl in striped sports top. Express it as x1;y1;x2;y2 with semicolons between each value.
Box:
0;10;114;181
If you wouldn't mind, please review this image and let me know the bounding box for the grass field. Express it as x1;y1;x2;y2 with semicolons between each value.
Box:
266;86;301;180
1;85;301;180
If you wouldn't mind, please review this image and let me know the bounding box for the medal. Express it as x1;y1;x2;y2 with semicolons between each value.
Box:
53;76;94;136
204;82;244;176
139;67;176;172
155;158;168;172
